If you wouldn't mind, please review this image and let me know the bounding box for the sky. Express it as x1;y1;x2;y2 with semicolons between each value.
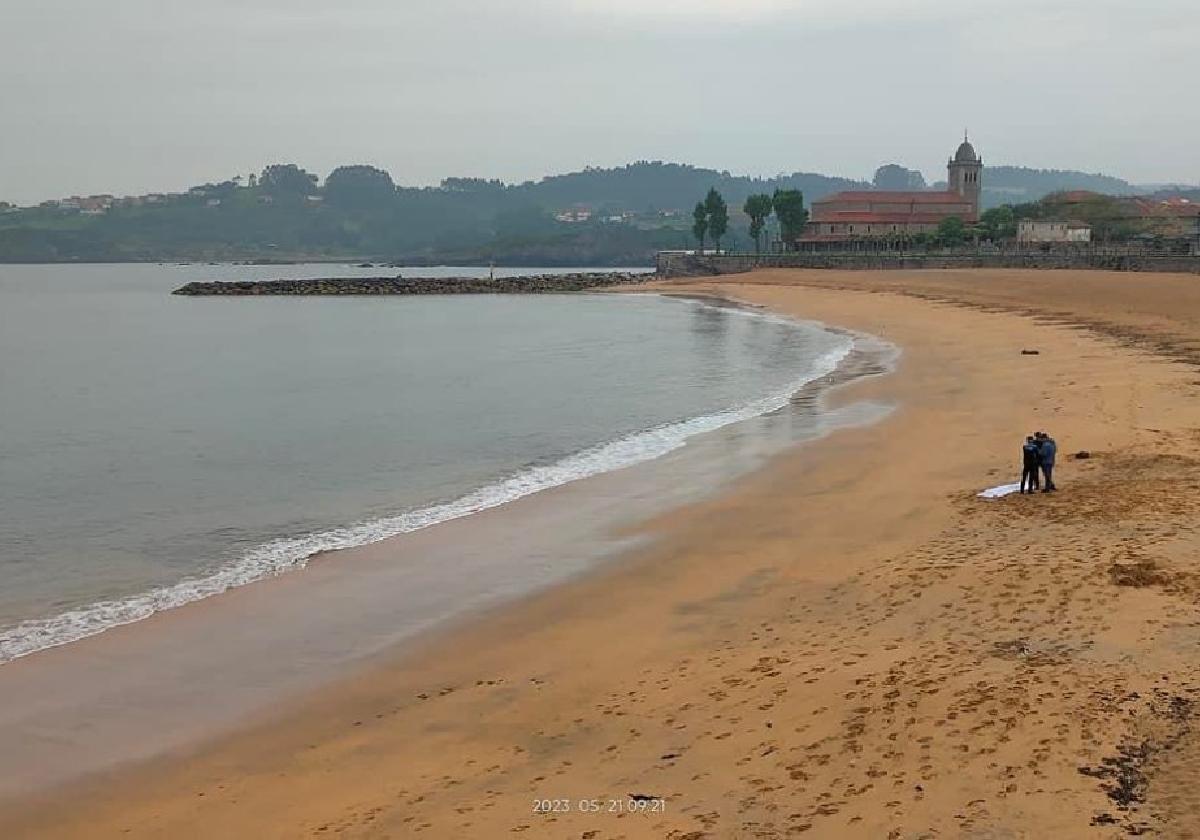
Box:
2;0;1197;204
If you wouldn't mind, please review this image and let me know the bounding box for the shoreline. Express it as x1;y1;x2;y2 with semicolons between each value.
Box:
0;293;891;807
0;293;870;667
9;268;1200;837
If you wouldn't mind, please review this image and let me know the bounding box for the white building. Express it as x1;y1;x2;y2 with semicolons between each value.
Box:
554;209;592;223
1017;219;1092;244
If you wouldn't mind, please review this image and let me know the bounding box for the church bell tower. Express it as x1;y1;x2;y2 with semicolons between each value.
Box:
947;133;983;221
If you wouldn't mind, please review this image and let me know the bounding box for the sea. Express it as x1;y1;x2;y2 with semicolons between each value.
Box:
0;263;861;666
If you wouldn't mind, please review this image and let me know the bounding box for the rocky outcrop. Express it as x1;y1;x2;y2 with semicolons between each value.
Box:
172;272;652;296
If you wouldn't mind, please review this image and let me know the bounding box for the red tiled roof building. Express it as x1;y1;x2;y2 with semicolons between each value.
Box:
802;137;983;243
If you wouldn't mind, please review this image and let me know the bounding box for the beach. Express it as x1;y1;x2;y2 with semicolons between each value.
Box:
7;267;1200;838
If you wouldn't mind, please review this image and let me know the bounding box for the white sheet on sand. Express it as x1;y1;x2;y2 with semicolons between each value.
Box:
978;482;1022;499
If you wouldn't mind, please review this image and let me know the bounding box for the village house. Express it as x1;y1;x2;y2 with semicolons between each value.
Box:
801;136;982;244
46;195;114;214
1138;196;1200;238
554;208;592;223
81;195;115;214
1017;219;1092;244
1044;191;1200;240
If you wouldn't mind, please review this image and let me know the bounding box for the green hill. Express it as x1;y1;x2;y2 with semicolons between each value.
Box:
978;166;1138;208
0;162;866;265
1;160;1180;264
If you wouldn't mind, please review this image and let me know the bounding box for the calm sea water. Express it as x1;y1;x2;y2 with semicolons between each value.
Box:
0;264;851;662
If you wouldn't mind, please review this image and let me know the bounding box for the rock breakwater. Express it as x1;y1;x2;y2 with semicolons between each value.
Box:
172;272;652;296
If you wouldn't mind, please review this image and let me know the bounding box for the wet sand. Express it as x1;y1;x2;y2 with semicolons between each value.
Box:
8;268;1200;838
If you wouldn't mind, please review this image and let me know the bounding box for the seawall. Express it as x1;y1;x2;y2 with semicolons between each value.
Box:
173;272;651;296
656;251;1200;278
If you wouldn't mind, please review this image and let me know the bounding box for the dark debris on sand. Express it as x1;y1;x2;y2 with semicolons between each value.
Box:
1078;690;1194;835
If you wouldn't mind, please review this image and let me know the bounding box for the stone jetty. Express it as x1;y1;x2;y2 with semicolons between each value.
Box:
172;272;652;296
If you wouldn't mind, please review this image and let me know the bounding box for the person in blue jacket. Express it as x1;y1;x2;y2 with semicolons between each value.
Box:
1036;432;1057;492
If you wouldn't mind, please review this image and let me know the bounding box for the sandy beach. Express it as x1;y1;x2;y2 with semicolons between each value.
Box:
7;267;1200;838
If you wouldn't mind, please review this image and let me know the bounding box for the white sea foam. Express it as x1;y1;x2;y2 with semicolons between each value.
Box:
0;307;857;664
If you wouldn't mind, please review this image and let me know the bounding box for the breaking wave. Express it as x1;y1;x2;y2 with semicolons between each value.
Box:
0;308;854;664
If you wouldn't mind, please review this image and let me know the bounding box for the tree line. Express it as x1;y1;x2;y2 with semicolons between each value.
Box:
689;188;810;253
679;192;1036;250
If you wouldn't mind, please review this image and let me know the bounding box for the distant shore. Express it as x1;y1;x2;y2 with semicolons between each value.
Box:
9;268;1200;837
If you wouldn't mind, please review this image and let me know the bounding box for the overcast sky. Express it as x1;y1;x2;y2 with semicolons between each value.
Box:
2;0;1196;203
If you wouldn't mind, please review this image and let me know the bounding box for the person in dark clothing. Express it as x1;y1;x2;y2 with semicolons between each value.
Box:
1037;431;1057;491
1021;435;1041;494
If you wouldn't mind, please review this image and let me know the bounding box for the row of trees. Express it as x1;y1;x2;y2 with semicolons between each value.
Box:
876;207;1017;249
690;188;810;253
931;206;1019;246
691;189;728;252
